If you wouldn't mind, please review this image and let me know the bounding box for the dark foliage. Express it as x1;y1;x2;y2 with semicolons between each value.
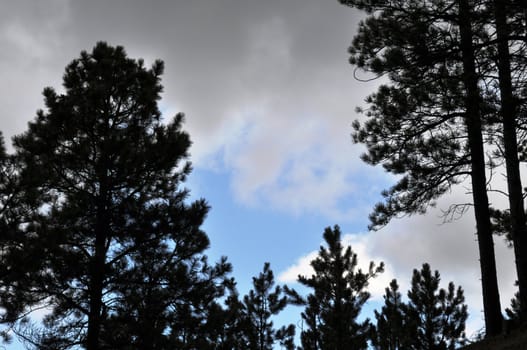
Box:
405;264;468;350
10;42;231;350
297;225;383;350
0;132;45;344
372;266;468;350
371;279;409;350
242;262;296;350
338;0;506;335
506;281;521;322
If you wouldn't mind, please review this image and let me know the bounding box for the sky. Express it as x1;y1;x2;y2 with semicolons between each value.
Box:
0;0;519;348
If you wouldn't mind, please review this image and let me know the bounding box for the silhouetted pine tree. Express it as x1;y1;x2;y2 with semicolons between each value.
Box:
371;279;409;350
100;253;232;350
300;293;322;350
12;42;230;350
242;262;295;350
406;264;467;350
298;225;383;350
339;0;505;335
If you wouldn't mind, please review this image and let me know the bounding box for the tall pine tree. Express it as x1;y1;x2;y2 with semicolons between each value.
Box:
339;0;504;334
11;42;230;350
490;0;527;322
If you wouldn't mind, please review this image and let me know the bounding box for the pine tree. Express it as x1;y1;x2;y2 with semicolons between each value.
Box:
298;225;383;350
11;42;230;350
371;279;408;350
300;293;322;350
339;0;504;335
242;262;295;350
406;264;468;350
457;0;503;335
100;253;232;349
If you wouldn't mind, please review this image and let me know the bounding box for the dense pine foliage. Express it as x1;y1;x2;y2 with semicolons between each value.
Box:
372;266;468;350
297;226;383;350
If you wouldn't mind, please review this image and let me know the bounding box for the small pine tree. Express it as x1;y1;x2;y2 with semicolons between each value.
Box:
406;263;468;350
243;262;295;350
298;225;383;350
372;279;408;350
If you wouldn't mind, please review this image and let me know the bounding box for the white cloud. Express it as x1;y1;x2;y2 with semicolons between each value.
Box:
278;251;319;284
203;68;384;220
161;3;375;220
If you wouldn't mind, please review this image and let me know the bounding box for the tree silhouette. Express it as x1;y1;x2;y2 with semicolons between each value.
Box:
242;262;295;350
298;225;383;350
406;264;468;350
371;279;409;350
12;42;229;350
339;0;504;334
0;132;45;344
201;287;250;350
372;266;467;350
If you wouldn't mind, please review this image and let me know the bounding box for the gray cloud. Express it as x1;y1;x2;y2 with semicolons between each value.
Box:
0;0;73;138
0;0;379;218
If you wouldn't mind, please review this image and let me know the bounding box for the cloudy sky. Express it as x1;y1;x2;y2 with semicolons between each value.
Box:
0;0;518;347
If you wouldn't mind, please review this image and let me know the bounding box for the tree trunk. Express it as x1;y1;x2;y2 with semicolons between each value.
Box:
86;175;110;350
86;213;107;350
458;0;503;336
494;0;527;322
